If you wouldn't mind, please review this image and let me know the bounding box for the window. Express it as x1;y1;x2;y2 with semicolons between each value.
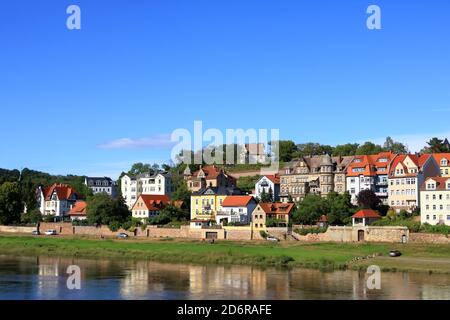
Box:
426;215;430;220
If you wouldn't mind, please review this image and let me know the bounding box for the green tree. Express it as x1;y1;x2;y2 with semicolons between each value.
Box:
172;180;191;205
355;142;384;155
356;189;381;209
421;137;450;153
326;192;355;225
383;136;408;154
332;143;359;156
273;140;298;162
291;195;328;225
0;182;23;225
259;188;273;203
294;143;334;158
87;194;130;225
21;209;42;224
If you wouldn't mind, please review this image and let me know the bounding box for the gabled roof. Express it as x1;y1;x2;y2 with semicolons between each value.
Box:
432;153;450;166
69;201;87;216
222;196;255;207
388;154;431;177
194;165;223;179
42;184;78;201
352;209;380;219
421;176;450;191
346;152;395;177
258;202;295;215
193;186;243;196
133;195;171;211
257;174;280;185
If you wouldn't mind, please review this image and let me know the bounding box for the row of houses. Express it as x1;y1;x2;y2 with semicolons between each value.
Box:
35;150;450;227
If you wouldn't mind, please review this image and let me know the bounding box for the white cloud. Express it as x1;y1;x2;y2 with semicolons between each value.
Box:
98;134;175;149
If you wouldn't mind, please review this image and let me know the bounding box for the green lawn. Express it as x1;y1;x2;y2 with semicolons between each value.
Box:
0;235;449;272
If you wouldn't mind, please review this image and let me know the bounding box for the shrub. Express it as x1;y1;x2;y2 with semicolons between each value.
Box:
108;220;121;232
420;223;450;236
259;230;268;239
294;227;327;236
43;214;55;223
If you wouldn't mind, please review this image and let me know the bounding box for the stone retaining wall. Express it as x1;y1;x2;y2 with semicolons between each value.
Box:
0;225;36;234
409;233;450;244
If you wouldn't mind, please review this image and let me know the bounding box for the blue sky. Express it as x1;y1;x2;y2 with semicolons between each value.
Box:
1;0;450;178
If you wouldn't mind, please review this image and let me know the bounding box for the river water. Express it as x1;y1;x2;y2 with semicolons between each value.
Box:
0;255;449;300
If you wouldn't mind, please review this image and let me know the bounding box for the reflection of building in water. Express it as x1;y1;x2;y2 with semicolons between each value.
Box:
421;284;450;300
188;265;268;299
120;261;151;299
36;259;60;299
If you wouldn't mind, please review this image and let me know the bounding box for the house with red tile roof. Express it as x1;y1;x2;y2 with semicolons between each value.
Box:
252;202;295;229
346;152;395;205
432;153;450;177
351;209;381;226
388;154;440;212
254;175;280;201
184;165;236;192
215;195;257;225
37;183;81;219
419;177;450;226
68;200;87;221
131;194;182;221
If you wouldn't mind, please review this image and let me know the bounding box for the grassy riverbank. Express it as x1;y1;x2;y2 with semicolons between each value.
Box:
0;235;449;273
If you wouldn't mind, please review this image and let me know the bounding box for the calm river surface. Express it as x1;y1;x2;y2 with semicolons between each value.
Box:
0;255;449;300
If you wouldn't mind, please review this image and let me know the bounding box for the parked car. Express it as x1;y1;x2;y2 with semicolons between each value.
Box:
117;233;129;239
389;250;402;257
266;236;279;242
44;229;57;235
31;230;40;236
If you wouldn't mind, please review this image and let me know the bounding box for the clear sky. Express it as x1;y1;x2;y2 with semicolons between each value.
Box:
1;0;449;178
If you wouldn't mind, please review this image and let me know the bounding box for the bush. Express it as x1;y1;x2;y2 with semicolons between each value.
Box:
108;220;121;232
420;223;450;236
21;209;42;224
259;230;268;239
294;227;327;236
43;214;55;223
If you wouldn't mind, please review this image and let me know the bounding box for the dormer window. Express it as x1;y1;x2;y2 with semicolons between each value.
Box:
353;159;362;163
441;159;448;166
427;183;436;190
378;158;388;163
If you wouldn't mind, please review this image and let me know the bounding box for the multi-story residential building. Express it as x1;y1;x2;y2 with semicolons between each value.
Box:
131;194;180;222
420;177;450;226
121;171;173;209
346;152;395;205
184;165;236;193
280;154;353;202
190;186;242;225
388;154;440;212
252;202;295;230
215;195;257;225
37;183;80;219
254;175;280;201
85;177;116;197
432;153;450;177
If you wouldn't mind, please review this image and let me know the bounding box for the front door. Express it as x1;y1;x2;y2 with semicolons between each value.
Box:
358;230;365;242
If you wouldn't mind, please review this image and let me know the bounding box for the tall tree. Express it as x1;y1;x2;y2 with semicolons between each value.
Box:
0;182;23;225
356;189;381;209
332;143;359;156
87;193;130;225
355;142;384;155
383;136;408;154
421;137;450;153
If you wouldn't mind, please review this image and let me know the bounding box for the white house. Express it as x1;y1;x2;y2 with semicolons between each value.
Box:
215;195;257;225
37;183;80;219
85;177;116;197
121;171;173;209
254;175;280;201
420;177;450;226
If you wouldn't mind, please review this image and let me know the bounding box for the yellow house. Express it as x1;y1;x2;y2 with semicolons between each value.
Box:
432;153;450;177
190;186;242;227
